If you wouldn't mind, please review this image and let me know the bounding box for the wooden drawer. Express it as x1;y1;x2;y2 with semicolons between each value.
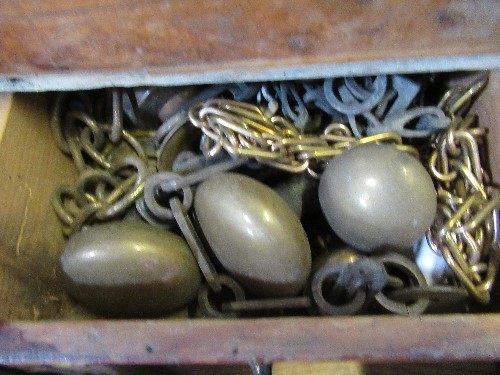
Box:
0;0;499;369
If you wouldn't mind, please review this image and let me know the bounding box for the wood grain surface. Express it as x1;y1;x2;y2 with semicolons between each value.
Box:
0;1;498;90
1;315;500;366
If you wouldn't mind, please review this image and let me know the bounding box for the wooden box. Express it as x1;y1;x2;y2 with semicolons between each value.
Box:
0;0;499;369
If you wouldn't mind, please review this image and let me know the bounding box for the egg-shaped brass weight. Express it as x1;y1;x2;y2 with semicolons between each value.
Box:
319;144;437;252
59;221;201;317
195;173;312;297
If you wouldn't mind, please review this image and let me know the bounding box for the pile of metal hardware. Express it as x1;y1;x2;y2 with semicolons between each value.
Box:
50;73;500;318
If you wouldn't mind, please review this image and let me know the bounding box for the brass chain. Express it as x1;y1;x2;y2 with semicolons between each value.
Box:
427;75;500;304
50;93;151;236
188;98;418;175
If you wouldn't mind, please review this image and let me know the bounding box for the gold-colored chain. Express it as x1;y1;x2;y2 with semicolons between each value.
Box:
188;98;418;174
428;75;500;304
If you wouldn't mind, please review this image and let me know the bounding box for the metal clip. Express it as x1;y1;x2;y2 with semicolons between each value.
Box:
438;74;488;118
373;253;430;316
310;249;387;316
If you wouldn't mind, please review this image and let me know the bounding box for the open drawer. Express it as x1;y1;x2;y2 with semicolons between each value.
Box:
0;0;500;370
0;72;499;367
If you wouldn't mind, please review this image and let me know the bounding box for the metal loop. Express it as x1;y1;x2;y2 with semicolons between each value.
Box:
429;149;457;183
441;244;490;304
200;132;224;158
373;253;430;315
383;106;450;138
135;197;175;229
50;93;93;154
80;127;112;169
453;130;483;184
143;172;193;220
107;126;149;167
323;122;353;137
66;111;107;151
257;84;280;117
63;112;108;172
310;250;387;316
277;82;309;130
95;155;149;220
156;110;190;145
170;196;222;292
302;83;339;116
311;264;368;316
197;275;246;318
159;156;248;193
51;186;80;226
323;75;387;115
438;74;488;117
344;77;373;100
62;202;101;236
156;111;193;170
75;169;121;207
449;160;487;198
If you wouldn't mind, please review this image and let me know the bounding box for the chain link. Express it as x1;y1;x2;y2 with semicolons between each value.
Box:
428;75;500;303
50;93;151;236
188;98;418;175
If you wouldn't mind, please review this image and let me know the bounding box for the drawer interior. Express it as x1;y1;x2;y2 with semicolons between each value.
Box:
0;70;499;321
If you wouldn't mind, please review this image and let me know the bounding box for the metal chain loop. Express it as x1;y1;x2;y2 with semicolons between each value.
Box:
51;93;151;235
427;77;500;303
188;98;418;175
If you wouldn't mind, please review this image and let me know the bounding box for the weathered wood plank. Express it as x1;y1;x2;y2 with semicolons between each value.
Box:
1;315;500;365
0;0;498;91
